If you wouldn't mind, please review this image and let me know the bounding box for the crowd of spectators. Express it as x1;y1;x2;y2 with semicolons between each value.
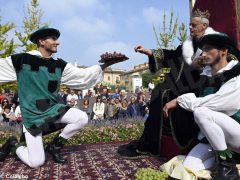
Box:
0;84;151;126
0;89;21;126
58;85;150;121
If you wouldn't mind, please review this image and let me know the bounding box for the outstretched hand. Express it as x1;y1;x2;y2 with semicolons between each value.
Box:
134;44;153;56
192;56;208;69
100;60;118;70
162;99;178;118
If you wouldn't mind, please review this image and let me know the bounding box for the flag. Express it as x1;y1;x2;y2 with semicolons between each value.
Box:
193;0;239;46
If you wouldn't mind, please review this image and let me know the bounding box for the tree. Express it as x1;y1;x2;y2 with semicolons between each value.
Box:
144;11;188;85
153;11;188;49
0;17;17;57
153;11;178;49
177;22;188;43
0;0;48;92
141;70;155;88
15;0;47;52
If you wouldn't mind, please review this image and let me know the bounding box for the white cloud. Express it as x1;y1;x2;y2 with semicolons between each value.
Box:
38;0;114;43
61;17;114;42
40;0;111;18
142;7;171;26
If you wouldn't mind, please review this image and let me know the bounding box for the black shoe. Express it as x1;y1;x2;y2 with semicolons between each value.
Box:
213;156;240;180
46;136;67;163
117;146;150;160
0;136;18;161
118;140;139;151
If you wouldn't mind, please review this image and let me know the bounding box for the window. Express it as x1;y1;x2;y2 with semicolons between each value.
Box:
116;77;120;84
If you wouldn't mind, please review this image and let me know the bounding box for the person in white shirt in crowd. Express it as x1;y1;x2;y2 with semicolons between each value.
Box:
69;98;79;109
162;33;240;180
14;104;22;124
148;80;155;93
66;89;78;105
92;96;105;120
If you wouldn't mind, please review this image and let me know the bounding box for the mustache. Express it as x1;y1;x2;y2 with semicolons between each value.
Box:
198;56;210;65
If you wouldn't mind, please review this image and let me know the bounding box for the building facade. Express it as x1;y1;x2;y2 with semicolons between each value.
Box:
102;67;126;86
120;62;149;92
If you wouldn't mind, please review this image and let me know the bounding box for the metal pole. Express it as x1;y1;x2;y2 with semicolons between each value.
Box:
189;0;196;14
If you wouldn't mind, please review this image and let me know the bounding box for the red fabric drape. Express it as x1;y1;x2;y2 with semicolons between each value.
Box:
193;0;238;43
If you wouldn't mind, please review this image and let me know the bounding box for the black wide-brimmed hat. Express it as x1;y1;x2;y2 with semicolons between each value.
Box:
30;26;60;44
200;33;240;58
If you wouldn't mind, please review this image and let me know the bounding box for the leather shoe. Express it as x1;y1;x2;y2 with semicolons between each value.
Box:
0;136;18;161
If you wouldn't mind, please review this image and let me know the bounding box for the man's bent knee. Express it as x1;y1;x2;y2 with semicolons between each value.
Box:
79;111;88;125
193;107;211;125
29;158;45;168
75;110;88;127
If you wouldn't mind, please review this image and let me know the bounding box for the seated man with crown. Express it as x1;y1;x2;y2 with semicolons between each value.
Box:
117;9;223;159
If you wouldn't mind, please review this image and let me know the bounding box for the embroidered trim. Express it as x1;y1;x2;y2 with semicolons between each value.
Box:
152;48;164;70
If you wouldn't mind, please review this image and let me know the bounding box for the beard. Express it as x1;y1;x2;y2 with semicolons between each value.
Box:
210;54;221;66
45;46;57;53
203;54;221;66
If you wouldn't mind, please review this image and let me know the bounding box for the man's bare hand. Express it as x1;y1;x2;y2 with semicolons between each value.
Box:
162;99;178;118
134;44;153;56
100;60;117;70
192;56;208;69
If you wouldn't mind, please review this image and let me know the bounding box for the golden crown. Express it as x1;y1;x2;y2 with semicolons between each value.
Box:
191;9;210;19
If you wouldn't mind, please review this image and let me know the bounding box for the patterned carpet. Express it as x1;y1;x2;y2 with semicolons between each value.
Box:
0;141;166;180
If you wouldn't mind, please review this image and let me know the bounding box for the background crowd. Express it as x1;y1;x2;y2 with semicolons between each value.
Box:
0;84;151;126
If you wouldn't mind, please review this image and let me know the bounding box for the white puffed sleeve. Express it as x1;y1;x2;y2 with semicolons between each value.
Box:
0;56;17;83
176;76;240;116
61;63;103;90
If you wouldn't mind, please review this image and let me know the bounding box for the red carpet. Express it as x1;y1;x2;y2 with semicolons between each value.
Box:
0;141;165;180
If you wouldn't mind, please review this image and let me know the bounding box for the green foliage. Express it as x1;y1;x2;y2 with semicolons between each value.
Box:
99;81;126;92
15;0;48;52
0;17;17;57
141;70;155;88
44;121;144;145
0;82;18;92
141;67;172;87
0;123;22;145
134;168;168;180
0;19;18;90
153;11;178;49
0;119;144;146
153;11;188;49
178;22;188;43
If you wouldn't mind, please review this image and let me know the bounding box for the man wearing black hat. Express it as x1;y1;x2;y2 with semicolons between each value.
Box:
0;26;119;168
118;9;220;159
162;33;240;180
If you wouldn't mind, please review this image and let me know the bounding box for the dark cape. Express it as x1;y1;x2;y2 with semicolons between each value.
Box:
137;45;240;154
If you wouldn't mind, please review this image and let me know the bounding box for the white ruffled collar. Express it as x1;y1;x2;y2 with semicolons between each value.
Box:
201;60;239;76
27;50;53;59
182;27;219;65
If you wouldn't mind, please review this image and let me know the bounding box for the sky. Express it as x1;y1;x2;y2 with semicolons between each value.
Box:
1;0;190;70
